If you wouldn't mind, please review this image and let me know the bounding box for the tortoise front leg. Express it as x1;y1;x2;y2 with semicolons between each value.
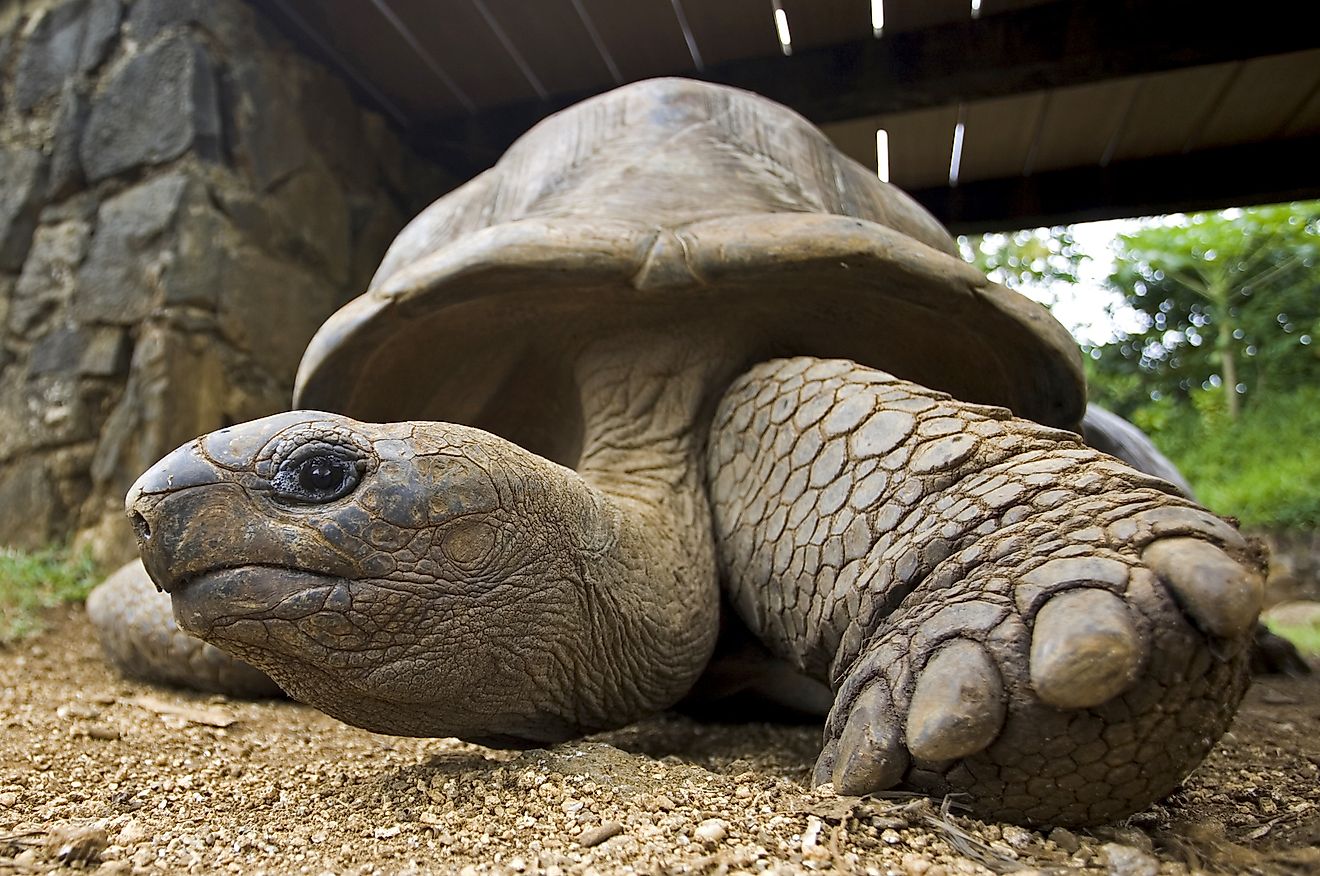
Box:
707;357;1261;826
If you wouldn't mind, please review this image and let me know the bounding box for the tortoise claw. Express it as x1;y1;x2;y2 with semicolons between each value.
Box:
1144;537;1263;638
1029;588;1142;709
813;737;839;787
904;638;1005;762
829;680;908;794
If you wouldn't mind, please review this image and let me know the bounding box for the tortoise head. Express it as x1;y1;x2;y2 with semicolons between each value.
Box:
127;410;609;745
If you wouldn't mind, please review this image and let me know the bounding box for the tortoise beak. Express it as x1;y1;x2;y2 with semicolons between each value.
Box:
127;441;222;503
124;412;332;587
125;441;225;592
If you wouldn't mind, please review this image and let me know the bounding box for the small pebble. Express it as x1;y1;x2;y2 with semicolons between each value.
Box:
578;822;623;848
1048;826;1080;853
57;703;101;720
646;793;676;810
901;853;932;875
117;819;147;845
0;792;17;807
1001;824;1034;849
44;825;108;865
694;818;727;844
1103;842;1159;876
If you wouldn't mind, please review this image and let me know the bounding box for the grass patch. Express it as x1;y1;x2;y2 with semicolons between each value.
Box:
0;546;101;644
1264;620;1320;658
1135;387;1320;530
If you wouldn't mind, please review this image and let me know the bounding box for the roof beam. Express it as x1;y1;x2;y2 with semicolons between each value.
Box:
915;136;1320;234
416;0;1320;174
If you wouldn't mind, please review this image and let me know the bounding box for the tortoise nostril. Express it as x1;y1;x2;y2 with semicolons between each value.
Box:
130;511;151;542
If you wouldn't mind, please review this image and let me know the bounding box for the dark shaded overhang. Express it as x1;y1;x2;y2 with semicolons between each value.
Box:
251;0;1320;229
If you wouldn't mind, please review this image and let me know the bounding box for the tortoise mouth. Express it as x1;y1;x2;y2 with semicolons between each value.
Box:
170;565;345;638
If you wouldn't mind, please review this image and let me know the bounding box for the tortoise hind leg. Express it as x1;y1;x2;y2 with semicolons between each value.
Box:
706;357;1261;826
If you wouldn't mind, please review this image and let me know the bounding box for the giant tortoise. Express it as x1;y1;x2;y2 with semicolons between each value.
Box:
87;79;1262;827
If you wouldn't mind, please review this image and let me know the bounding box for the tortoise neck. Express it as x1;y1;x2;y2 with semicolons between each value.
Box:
563;332;724;726
573;332;722;502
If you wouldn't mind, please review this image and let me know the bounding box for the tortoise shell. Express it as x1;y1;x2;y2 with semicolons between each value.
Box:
295;78;1084;465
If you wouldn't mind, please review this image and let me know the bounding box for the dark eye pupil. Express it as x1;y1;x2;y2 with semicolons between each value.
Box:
272;448;360;505
300;457;342;492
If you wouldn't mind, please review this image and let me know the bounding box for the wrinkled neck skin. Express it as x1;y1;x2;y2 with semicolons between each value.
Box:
575;333;716;512
565;332;724;720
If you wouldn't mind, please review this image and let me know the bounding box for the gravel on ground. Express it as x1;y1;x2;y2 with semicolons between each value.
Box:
1;607;1317;875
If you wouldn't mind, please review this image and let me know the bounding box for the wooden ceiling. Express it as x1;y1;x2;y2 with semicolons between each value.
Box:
252;0;1320;231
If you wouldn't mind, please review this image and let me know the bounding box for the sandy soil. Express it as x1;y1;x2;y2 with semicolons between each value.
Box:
0;607;1317;875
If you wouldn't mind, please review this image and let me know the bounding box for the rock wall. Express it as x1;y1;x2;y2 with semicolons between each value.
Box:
0;0;453;560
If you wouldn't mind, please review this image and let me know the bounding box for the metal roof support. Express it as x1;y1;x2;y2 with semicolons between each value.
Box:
569;0;623;84
670;0;705;71
470;0;549;99
368;0;475;113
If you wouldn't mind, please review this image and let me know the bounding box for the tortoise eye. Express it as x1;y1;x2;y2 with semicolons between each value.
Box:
299;456;344;492
272;450;361;504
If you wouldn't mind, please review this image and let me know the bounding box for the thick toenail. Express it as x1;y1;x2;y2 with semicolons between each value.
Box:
1030;588;1141;708
906;639;1005;761
833;683;908;793
1143;537;1262;638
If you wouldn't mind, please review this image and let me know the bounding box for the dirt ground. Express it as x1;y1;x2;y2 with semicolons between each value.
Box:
0;607;1317;875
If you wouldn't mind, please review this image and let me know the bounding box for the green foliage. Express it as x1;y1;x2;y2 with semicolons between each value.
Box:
1080;202;1320;531
1088;201;1320;419
1130;387;1320;530
1264;618;1320;658
959;227;1088;290
0;546;101;643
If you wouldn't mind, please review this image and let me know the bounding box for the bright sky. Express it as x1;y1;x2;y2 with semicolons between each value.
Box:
1015;219;1149;348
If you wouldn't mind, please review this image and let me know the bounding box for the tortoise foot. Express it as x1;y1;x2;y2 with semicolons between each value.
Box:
818;523;1261;827
706;357;1259;825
